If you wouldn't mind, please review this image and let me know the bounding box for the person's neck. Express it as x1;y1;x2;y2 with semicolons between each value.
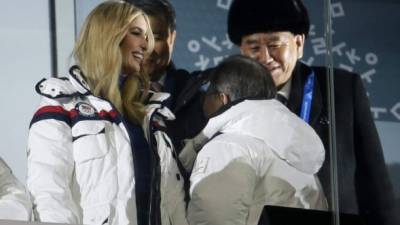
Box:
150;63;173;82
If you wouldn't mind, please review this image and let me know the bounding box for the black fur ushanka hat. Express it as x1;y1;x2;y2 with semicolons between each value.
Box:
227;0;310;45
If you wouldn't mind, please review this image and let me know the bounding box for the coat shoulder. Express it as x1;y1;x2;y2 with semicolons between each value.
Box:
35;77;79;100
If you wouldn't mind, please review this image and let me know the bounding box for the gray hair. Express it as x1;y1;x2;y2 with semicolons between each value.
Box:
207;55;276;101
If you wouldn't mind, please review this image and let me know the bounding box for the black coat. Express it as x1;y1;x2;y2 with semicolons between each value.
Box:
161;63;207;147
288;62;397;225
163;67;211;206
161;63;192;110
168;68;211;150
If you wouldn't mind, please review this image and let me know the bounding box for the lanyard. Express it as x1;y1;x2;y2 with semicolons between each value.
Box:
300;71;315;123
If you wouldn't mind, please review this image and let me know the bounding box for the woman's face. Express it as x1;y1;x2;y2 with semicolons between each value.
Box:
120;15;149;75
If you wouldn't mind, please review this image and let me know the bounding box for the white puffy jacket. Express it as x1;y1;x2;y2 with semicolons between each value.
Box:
143;93;188;225
186;99;328;225
0;157;32;221
27;66;187;225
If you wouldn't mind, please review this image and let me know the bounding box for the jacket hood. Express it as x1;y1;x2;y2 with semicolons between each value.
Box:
200;99;325;174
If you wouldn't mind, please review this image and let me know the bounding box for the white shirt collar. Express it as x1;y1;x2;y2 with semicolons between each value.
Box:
277;78;292;100
157;73;167;86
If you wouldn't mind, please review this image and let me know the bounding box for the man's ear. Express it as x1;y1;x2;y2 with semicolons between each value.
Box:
219;93;230;105
239;44;246;55
169;30;177;47
295;34;305;59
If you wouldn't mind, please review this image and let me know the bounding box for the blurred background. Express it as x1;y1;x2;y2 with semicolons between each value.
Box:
0;0;399;209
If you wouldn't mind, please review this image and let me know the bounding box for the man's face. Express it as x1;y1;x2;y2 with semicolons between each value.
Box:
240;32;304;87
143;15;176;81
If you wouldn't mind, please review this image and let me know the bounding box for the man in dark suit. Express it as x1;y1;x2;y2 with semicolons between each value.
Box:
226;0;397;224
127;0;208;143
127;0;190;110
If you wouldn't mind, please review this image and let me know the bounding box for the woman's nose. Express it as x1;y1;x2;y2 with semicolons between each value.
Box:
140;36;148;51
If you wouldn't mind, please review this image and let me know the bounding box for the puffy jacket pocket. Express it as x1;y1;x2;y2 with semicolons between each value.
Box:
72;121;109;163
83;203;110;225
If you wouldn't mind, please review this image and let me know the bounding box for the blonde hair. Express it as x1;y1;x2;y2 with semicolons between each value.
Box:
73;0;154;125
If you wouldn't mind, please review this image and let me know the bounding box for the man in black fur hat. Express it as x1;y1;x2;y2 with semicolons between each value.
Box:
227;0;397;225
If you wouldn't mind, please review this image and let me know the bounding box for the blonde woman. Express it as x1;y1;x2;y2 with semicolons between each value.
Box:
27;1;187;225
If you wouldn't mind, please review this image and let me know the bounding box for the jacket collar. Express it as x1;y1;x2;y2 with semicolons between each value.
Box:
144;91;175;121
287;62;323;127
68;65;92;95
190;99;325;174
